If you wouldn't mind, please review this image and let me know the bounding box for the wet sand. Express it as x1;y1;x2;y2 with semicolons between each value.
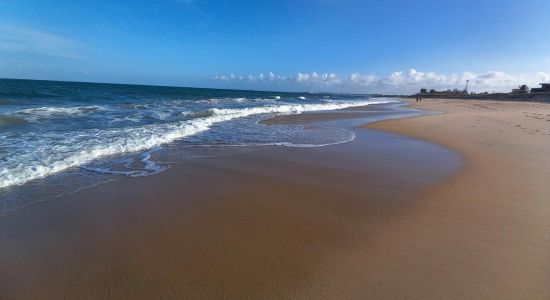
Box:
0;104;461;299
1;99;548;299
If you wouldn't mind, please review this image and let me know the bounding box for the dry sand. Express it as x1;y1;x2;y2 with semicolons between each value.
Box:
1;99;549;299
364;99;550;299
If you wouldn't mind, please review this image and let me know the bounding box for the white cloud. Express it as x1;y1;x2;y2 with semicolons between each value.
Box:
212;71;341;86
536;71;550;83
0;24;82;59
362;69;550;93
212;69;550;93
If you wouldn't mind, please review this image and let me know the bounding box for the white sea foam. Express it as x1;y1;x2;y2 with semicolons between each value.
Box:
108;116;141;123
0;98;394;188
17;105;108;116
197;98;219;104
193;129;356;148
153;111;172;120
9;105;109;122
80;148;168;177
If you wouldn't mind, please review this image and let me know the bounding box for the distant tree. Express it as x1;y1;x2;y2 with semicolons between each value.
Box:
420;88;427;94
519;85;529;93
429;89;436;93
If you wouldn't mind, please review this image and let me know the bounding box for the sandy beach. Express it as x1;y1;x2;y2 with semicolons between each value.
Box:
365;99;550;299
1;99;549;299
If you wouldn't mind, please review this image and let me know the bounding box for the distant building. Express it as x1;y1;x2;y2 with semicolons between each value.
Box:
531;83;550;93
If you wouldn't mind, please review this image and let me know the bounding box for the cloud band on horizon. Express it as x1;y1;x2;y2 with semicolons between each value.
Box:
212;69;550;94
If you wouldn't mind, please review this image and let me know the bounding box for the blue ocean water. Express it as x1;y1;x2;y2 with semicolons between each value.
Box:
0;79;394;212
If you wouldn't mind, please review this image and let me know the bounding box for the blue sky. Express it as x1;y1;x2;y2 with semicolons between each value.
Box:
1;0;549;93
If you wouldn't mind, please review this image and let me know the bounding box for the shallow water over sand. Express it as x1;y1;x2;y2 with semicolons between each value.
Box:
1;100;461;215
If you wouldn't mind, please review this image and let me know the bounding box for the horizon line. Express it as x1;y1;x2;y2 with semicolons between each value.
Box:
0;77;386;96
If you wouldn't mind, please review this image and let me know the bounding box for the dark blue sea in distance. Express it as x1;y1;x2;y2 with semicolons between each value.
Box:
0;78;395;213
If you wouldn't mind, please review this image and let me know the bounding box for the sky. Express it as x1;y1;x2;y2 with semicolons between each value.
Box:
1;0;550;93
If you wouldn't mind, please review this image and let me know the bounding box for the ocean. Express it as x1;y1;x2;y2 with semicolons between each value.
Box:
0;78;395;213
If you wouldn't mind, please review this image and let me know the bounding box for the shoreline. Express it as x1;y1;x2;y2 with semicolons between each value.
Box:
1;99;549;298
397;93;550;103
0;103;462;298
0;97;396;213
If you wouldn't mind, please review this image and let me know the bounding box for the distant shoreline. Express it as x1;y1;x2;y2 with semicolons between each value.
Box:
395;92;550;103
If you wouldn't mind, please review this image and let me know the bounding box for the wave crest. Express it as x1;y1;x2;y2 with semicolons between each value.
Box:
0;98;395;188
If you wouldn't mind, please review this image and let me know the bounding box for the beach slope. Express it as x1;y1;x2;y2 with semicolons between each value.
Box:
366;99;550;299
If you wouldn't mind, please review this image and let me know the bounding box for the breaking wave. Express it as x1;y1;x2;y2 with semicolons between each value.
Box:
0;98;394;189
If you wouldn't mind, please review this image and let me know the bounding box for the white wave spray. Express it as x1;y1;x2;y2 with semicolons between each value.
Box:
0;98;394;188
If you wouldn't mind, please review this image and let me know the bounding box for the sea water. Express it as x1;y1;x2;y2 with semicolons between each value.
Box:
0;79;395;213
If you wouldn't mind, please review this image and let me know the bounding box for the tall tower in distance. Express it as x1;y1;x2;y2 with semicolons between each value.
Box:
463;80;469;94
